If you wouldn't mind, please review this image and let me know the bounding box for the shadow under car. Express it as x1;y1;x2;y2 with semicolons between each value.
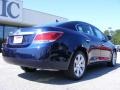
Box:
18;63;120;85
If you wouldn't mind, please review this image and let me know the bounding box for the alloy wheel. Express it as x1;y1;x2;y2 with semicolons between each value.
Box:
73;53;86;78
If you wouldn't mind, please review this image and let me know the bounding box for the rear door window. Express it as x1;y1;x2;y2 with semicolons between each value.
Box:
76;24;94;36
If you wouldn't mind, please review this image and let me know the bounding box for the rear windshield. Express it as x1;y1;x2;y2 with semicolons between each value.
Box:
56;23;75;30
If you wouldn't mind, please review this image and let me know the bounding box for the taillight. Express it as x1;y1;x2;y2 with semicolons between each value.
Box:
34;31;63;43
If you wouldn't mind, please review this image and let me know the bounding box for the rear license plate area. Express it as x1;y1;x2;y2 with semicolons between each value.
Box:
13;36;23;44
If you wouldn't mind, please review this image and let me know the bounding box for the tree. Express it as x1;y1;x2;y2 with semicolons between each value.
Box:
104;29;120;45
104;30;109;35
112;29;120;44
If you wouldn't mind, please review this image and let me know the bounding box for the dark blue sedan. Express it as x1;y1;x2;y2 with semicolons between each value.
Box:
2;21;117;80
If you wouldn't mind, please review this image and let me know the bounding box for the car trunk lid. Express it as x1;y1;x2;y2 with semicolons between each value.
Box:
7;27;39;48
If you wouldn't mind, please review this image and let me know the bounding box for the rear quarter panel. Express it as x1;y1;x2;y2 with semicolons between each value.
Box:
44;27;90;67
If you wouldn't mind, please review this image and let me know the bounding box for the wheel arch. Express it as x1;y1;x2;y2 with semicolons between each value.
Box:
68;46;88;69
113;48;117;53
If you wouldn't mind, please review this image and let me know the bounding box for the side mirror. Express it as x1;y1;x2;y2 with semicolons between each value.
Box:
107;35;112;40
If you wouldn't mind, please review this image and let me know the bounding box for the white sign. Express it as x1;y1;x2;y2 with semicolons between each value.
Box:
0;0;22;23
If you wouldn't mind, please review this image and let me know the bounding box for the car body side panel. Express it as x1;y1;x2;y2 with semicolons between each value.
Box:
84;35;101;64
99;41;114;61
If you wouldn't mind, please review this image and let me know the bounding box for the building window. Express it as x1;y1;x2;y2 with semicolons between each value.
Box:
0;25;19;51
0;25;3;51
0;26;3;40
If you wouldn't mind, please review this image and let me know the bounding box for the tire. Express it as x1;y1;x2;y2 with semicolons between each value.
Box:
107;52;117;67
21;66;37;72
65;51;87;80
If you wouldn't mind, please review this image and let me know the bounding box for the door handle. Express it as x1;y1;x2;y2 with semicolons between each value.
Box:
101;44;105;46
86;40;90;43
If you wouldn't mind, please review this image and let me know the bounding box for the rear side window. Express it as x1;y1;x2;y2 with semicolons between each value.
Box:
76;25;84;32
76;24;94;36
86;25;94;36
56;22;76;30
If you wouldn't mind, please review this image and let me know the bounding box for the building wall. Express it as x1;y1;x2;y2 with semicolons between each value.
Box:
0;0;68;26
0;8;68;26
22;9;68;26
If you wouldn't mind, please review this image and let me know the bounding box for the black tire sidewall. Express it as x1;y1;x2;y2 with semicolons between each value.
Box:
107;51;117;67
111;52;117;66
21;66;36;72
68;51;87;79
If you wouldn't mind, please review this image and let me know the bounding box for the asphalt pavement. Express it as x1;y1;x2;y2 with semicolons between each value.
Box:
0;53;120;90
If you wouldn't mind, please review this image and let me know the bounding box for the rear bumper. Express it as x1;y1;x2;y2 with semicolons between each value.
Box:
2;43;70;70
2;56;68;70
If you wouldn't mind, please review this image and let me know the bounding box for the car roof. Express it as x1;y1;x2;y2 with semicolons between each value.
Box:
53;21;91;30
35;21;90;27
21;21;94;31
34;21;96;31
55;21;89;26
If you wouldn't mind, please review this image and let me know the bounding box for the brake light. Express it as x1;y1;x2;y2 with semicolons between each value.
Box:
34;31;63;42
